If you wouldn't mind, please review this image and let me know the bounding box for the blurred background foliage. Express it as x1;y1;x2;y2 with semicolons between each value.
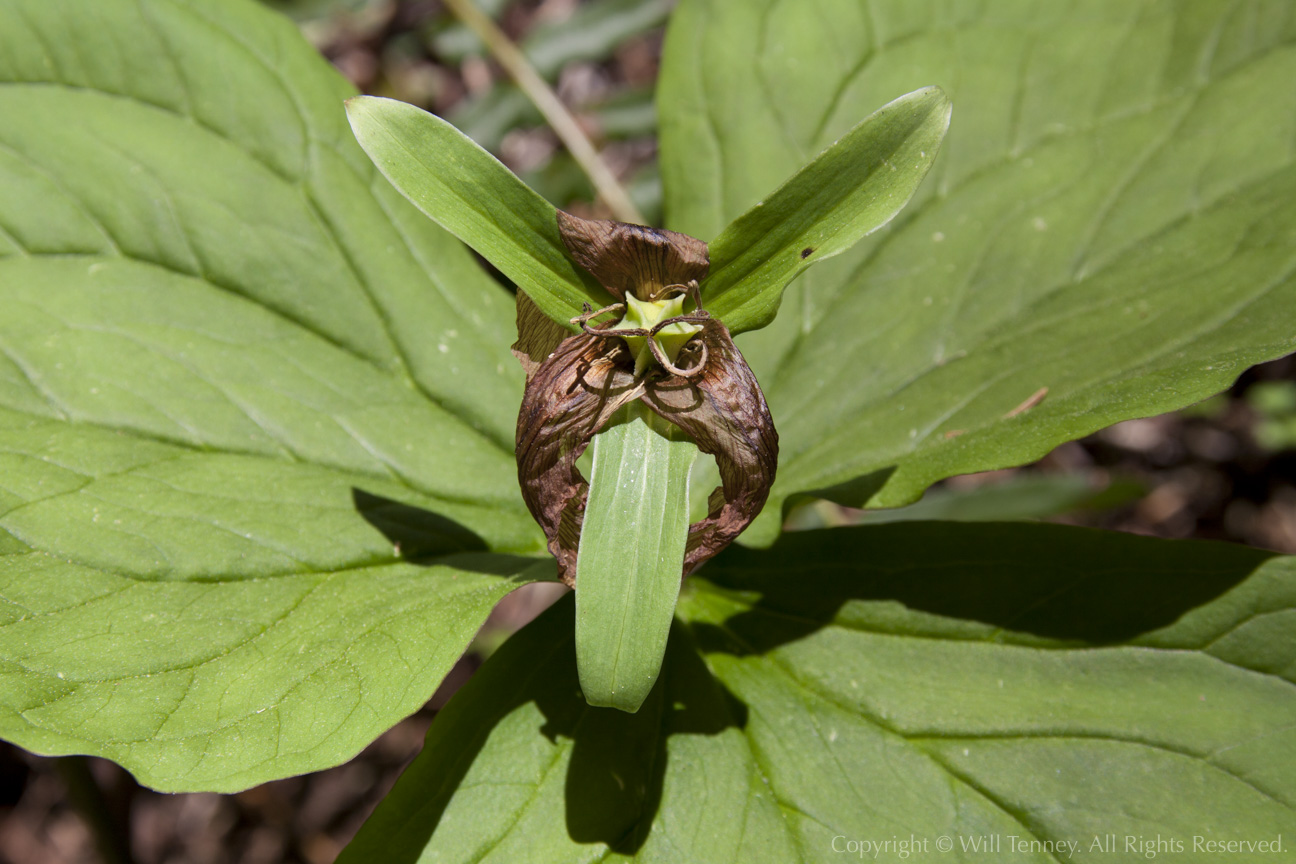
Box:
267;0;669;222
2;0;1294;861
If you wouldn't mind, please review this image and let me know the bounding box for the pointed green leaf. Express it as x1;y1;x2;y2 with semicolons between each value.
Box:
703;86;951;335
346;95;604;326
0;0;548;790
339;523;1296;861
661;0;1296;542
575;406;697;712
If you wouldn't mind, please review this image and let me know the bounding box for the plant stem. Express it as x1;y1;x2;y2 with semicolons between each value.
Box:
442;0;647;225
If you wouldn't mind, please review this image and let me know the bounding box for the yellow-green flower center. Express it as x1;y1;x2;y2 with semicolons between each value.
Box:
611;293;702;376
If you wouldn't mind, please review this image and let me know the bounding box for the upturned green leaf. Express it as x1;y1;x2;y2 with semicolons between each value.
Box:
575;406;697;712
0;0;548;790
703;86;951;335
346;95;603;326
339;523;1296;861
661;0;1296;543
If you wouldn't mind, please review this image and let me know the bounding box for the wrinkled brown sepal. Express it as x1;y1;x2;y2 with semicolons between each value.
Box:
642;319;778;574
557;210;709;302
515;333;643;586
511;289;571;382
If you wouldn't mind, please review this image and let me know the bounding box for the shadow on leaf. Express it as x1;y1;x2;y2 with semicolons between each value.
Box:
792;465;898;511
353;488;489;556
691;521;1275;654
338;593;744;861
353;488;558;581
338;519;1278;862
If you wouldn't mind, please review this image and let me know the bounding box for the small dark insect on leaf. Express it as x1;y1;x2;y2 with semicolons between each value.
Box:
800;247;814;259
513;212;778;586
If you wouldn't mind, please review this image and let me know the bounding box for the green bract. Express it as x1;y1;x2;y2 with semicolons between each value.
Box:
0;0;1293;858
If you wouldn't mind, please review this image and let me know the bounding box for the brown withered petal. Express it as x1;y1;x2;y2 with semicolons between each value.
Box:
556;210;708;302
510;288;570;382
515;333;642;586
641;320;777;574
514;212;777;586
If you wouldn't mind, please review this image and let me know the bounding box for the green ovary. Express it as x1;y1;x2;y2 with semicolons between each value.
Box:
612;293;702;376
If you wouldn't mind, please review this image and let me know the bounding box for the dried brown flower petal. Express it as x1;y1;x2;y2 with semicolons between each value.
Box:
556;211;708;302
510;288;569;382
641;320;777;574
515;333;642;585
513;212;778;585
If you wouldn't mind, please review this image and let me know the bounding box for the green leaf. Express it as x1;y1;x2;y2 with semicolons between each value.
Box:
346;95;604;326
338;593;764;864
0;409;554;793
703;86;950;335
575;406;697;712
339;523;1296;861
783;472;1143;530
0;0;548;790
660;0;1296;542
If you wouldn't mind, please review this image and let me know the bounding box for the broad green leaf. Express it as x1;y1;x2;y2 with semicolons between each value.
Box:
0;0;547;790
660;0;1296;543
575;407;697;712
339;523;1296;861
0;408;554;793
346;95;604;326
703;86;950;335
784;473;1143;530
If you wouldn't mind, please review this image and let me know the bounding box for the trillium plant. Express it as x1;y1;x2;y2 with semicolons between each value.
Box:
1;0;1294;860
515;211;779;708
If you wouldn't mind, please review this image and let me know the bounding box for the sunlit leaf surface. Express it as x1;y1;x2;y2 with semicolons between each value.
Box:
661;0;1296;542
0;0;549;791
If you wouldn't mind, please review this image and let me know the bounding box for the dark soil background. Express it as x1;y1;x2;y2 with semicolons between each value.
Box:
3;1;1294;861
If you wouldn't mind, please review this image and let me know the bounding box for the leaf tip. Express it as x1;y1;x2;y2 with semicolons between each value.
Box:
901;85;953;131
912;83;949;104
343;95;376;131
344;94;403;126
